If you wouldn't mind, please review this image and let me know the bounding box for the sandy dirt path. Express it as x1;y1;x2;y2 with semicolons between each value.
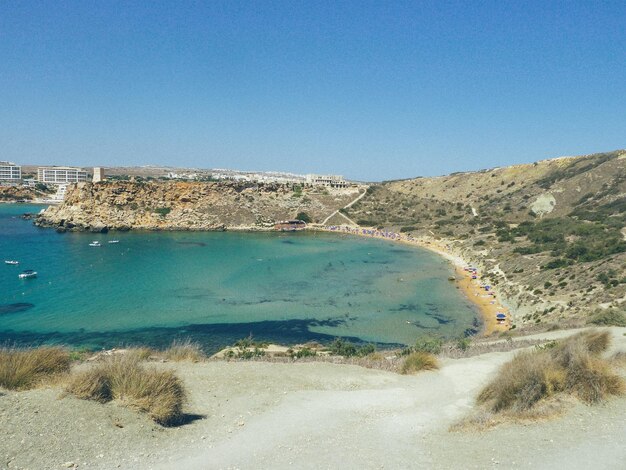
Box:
1;328;624;470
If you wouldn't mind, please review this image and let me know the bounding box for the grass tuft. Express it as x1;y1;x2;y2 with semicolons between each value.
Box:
477;330;624;414
66;354;186;425
162;339;205;362
0;346;71;390
400;351;439;374
127;347;155;362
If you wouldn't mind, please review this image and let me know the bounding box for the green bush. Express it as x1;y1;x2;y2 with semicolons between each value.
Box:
153;207;171;217
456;337;472;351
296;212;312;223
292;347;317;358
328;339;376;357
588;309;626;327
414;335;443;354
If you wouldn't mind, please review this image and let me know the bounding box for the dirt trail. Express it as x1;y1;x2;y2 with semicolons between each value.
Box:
1;328;624;470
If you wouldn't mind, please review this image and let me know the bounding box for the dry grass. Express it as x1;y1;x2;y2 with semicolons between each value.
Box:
162;339;206;362
127;347;155;361
477;330;624;415
611;351;626;367
400;352;439;375
451;398;567;432
0;346;71;390
66;355;186;425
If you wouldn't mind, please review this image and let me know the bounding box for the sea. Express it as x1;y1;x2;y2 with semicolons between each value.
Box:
0;204;479;353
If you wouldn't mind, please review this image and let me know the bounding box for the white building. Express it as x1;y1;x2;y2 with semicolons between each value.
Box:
305;174;348;188
37;166;88;184
93;167;105;183
0;161;21;183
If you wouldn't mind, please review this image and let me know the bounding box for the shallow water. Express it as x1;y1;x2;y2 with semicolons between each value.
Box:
0;204;478;352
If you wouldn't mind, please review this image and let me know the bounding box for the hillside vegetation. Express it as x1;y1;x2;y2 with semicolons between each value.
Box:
344;150;626;327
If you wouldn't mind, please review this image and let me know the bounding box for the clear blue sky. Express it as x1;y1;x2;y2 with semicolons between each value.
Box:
1;1;624;181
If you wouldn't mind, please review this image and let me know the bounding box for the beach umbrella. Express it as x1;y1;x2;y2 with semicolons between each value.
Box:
496;313;506;319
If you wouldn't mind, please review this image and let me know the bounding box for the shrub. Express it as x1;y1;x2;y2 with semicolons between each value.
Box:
66;355;186;425
477;331;624;413
67;367;112;403
588;308;626;327
226;336;268;359
153;207;171;217
127;347;155;361
328;339;376;357
163;339;205;362
292;347;317;358
414;335;443;354
296;212;312;223
400;352;439;374
0;346;71;390
456;337;472;352
478;351;565;412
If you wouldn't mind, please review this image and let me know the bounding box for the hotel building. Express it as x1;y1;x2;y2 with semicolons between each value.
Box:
37;167;88;184
305;174;348;188
0;161;22;183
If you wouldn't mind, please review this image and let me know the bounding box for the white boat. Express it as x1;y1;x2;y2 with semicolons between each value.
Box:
5;260;19;265
18;270;37;279
89;241;102;247
108;240;120;244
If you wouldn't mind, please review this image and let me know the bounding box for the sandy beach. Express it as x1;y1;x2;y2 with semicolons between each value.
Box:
319;225;511;336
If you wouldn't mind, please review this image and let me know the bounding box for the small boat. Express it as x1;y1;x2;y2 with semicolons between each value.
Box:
108;240;120;244
5;260;19;265
18;270;37;279
89;241;101;247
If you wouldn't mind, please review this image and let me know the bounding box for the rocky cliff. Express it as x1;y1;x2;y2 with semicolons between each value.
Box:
36;180;361;232
0;185;49;202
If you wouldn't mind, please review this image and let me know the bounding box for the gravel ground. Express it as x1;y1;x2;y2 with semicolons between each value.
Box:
1;328;625;470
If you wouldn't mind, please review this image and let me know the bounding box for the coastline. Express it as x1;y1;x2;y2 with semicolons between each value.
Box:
315;225;511;337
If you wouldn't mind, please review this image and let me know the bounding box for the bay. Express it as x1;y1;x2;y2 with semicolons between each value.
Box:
0;204;478;352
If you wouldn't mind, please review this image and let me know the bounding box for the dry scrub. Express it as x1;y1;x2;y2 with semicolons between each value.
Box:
66;354;186;425
477;330;624;415
162;339;205;362
400;352;439;374
0;346;71;390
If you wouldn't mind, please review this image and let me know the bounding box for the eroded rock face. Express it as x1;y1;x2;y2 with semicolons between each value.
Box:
36;181;360;232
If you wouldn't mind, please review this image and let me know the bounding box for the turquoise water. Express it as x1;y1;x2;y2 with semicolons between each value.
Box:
1;204;479;352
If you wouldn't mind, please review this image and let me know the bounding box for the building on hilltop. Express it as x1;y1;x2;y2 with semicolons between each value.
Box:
93;167;105;183
0;161;21;183
37;166;88;184
305;174;348;188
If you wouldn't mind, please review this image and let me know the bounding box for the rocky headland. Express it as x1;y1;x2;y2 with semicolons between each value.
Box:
36;180;362;232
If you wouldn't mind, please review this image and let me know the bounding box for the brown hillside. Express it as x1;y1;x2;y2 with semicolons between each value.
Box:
344;150;626;328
